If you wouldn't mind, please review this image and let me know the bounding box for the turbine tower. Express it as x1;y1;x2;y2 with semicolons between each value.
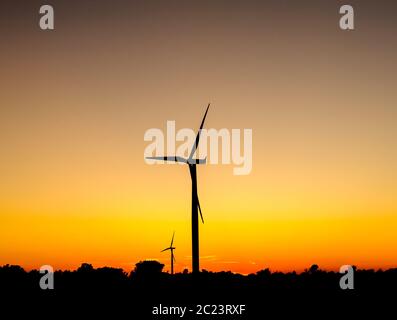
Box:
161;231;176;274
147;104;210;274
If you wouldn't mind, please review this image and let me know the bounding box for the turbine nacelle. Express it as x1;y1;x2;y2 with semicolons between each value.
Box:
161;246;175;252
146;156;206;165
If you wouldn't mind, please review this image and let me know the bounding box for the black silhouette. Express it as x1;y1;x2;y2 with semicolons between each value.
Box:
161;231;176;274
1;262;396;318
147;104;210;274
133;260;164;275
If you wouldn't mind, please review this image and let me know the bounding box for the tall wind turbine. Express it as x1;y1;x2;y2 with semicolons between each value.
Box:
161;231;176;275
147;104;210;274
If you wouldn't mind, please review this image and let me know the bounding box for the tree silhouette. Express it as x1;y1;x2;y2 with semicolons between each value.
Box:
309;264;319;274
1;262;396;318
132;260;164;278
77;263;94;273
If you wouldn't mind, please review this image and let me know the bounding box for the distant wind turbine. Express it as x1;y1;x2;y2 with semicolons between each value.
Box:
161;231;176;274
147;104;210;274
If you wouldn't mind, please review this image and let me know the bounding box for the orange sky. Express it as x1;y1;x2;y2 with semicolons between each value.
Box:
0;0;396;274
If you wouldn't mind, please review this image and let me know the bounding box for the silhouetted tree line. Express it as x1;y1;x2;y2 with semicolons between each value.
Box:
1;261;396;293
1;261;396;317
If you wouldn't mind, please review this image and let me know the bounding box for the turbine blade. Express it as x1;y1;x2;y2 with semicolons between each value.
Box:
173;254;176;263
170;231;175;247
197;196;204;224
188;104;210;161
146;156;187;163
161;247;171;252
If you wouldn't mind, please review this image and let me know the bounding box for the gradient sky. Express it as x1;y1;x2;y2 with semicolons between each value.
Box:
1;0;396;274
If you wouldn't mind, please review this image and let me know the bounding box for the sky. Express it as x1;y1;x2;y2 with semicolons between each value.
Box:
0;0;396;274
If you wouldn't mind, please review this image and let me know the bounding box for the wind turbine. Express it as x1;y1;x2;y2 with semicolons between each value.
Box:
147;104;210;274
161;231;176;274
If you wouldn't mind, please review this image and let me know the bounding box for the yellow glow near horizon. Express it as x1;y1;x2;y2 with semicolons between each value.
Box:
1;212;397;273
